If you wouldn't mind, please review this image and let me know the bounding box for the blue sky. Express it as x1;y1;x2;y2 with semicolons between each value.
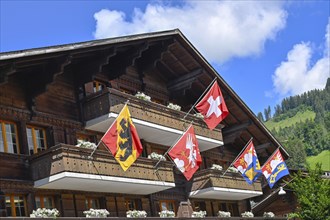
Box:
1;0;329;115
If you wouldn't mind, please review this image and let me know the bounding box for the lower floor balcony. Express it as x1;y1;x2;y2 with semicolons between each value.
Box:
189;169;263;200
29;144;175;195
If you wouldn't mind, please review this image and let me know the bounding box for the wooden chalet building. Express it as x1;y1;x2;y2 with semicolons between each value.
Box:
0;29;290;218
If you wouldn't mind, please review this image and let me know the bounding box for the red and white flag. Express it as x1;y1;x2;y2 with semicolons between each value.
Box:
195;81;229;130
168;125;202;181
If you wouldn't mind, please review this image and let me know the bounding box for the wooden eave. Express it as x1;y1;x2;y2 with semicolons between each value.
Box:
0;29;289;161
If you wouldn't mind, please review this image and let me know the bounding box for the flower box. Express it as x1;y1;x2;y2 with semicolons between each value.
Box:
218;211;231;217
148;152;166;161
159;210;175;217
126;210;147;218
30;208;60;218
135;92;151;102
192;211;206;218
83;208;110;218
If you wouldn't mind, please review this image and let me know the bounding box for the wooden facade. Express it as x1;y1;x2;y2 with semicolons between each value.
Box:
0;29;291;218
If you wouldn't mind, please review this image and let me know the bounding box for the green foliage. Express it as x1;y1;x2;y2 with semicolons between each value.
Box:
307;150;330;171
288;163;330;220
265;107;315;132
285;137;307;169
273;118;329;157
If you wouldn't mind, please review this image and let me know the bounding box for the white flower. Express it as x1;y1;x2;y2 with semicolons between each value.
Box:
76;139;97;149
210;164;223;170
193;113;204;119
218;211;231;217
135;92;151;102
159;210;175;217
192;211;206;218
167;103;181;111
83;209;109;218
241;211;254;217
30;208;60;218
263;212;275;218
228;166;239;173
126;210;147;218
148;152;166;161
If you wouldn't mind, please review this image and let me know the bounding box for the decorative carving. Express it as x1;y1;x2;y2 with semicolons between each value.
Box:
31;111;82;129
0;105;30;121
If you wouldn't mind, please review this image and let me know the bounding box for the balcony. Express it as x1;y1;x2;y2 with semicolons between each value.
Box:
189;169;262;200
30;144;175;194
82;89;223;152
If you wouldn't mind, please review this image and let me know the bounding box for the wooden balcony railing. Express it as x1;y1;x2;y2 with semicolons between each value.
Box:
81;88;223;142
191;169;262;193
29;144;174;183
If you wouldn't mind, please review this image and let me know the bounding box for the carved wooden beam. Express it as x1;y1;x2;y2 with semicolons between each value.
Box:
222;120;252;135
167;68;203;92
103;43;149;80
0;64;16;85
135;39;174;71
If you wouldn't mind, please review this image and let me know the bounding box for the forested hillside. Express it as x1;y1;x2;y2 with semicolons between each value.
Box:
258;78;330;170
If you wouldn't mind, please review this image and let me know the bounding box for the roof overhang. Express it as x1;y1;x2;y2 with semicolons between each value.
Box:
86;113;223;152
34;171;175;195
189;187;263;200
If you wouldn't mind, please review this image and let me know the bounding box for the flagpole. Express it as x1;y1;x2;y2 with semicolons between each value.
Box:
153;123;192;169
182;77;218;121
88;100;130;159
222;137;253;177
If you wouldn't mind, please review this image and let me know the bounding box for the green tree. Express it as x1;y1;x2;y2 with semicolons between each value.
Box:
285;137;307;169
288;163;330;220
257;112;264;122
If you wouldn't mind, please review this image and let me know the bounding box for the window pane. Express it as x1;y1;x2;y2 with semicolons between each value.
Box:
43;197;53;209
26;128;34;155
161;202;167;211
35;196;41;208
35;128;46;152
5;123;18;154
90;199;99;209
14;196;25;216
168;202;174;211
5;196;12;216
0;125;4;152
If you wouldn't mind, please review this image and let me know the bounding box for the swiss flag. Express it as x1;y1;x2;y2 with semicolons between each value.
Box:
168;125;202;181
195;81;229;130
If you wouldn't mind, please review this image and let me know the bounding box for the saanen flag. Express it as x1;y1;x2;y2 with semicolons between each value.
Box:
101;104;143;171
168;125;202;181
233;141;262;184
262;149;289;188
195;81;229;130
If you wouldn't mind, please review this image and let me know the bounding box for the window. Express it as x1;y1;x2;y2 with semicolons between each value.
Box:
218;202;238;216
26;126;47;155
85;197;100;209
0;120;19;154
93;81;105;93
35;196;54;209
159;200;176;212
125;199;142;211
193;201;206;211
5;195;26;217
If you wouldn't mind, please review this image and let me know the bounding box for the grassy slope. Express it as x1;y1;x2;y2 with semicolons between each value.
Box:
264;109;315;131
307;150;330;171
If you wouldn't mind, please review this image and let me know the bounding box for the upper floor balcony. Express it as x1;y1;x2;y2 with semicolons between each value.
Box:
82;88;223;152
189;169;262;200
30;144;175;195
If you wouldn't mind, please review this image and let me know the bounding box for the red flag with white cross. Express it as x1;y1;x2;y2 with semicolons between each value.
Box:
195;81;229;130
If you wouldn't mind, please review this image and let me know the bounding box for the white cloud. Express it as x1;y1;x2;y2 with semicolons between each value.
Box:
272;18;330;97
93;1;287;63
